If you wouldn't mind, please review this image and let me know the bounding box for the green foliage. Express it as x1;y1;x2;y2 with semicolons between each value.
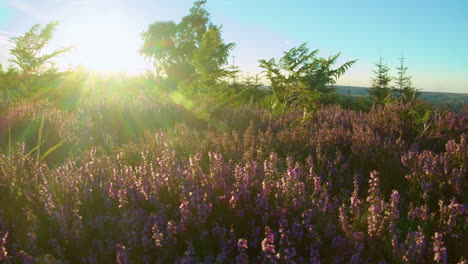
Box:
140;1;235;94
259;43;357;114
9;22;71;75
8;126;12;156
394;56;419;103
192;27;236;89
368;56;392;105
36;115;45;162
0;65;20;102
3;113;69;167
140;20;182;81
5;22;71;100
336;93;373;112
230;76;270;106
396;100;434;140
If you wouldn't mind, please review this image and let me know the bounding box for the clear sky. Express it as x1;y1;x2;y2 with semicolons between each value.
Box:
0;0;467;93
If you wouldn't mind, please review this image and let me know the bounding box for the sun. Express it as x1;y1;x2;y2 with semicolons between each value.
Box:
60;12;147;74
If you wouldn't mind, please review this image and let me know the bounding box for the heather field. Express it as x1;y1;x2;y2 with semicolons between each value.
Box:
1;1;468;263
0;92;466;263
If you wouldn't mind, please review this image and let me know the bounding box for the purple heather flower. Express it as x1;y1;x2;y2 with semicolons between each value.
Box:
17;251;34;264
116;244;131;264
432;232;447;264
0;239;6;261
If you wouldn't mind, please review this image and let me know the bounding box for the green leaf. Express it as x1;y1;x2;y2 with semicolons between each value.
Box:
36;115;45;162
41;136;69;160
25;139;47;158
8;126;12;156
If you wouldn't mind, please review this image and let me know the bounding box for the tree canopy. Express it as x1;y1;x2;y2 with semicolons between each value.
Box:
140;1;235;92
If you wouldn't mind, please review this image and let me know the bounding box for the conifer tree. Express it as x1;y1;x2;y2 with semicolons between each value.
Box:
394;56;419;103
368;56;392;105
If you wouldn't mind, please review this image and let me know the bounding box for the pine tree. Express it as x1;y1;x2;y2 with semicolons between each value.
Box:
368;56;392;105
394;56;419;103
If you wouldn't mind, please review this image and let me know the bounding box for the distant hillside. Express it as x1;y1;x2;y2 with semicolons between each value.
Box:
334;85;370;97
335;85;468;110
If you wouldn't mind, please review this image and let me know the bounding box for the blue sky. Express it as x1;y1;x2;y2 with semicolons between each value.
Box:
0;0;467;93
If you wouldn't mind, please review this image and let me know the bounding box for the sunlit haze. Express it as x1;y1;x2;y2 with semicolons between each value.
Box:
61;12;145;73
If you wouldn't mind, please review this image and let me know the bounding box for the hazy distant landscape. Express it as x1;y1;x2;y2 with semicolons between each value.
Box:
0;1;466;263
335;85;468;111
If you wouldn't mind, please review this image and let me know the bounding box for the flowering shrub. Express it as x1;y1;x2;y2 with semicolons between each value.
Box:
0;100;466;263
